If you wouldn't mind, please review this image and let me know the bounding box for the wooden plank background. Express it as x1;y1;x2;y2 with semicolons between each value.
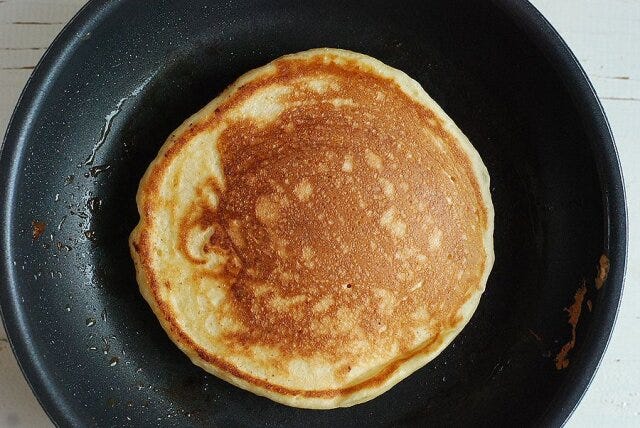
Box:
0;0;638;426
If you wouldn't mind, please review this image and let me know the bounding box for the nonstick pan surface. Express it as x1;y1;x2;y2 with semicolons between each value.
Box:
0;0;627;426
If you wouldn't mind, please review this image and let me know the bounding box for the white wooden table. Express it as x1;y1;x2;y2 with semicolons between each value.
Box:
0;1;638;426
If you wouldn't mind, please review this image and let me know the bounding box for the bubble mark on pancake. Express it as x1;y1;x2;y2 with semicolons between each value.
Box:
294;178;313;202
379;207;406;238
365;149;383;171
342;154;354;173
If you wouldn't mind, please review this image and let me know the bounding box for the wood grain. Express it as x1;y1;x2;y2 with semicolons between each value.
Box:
0;0;638;426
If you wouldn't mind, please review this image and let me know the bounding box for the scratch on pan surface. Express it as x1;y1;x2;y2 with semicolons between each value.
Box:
85;74;154;165
555;281;587;370
595;254;610;290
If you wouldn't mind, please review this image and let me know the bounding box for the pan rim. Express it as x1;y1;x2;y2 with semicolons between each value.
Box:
500;1;628;425
0;0;627;426
0;1;122;425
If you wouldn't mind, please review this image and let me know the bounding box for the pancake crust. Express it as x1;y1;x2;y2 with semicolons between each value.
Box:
130;48;494;408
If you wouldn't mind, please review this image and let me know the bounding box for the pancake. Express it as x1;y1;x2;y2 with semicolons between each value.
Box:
129;48;494;408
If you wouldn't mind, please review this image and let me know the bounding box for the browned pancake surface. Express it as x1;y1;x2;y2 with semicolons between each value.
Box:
131;49;493;408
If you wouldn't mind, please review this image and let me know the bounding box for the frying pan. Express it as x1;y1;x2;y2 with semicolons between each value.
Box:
0;0;627;426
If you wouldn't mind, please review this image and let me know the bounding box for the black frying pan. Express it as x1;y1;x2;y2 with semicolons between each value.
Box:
0;0;627;426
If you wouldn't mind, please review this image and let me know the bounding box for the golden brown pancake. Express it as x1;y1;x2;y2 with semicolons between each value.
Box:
130;48;494;408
